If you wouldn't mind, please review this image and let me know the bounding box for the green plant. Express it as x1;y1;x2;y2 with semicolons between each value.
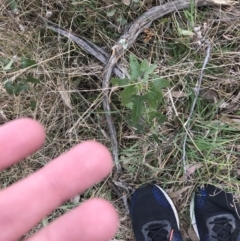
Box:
173;0;195;37
112;54;169;131
6;0;18;11
4;76;40;95
183;0;195;28
2;58;40;95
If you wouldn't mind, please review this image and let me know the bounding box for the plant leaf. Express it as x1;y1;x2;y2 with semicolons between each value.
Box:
140;59;148;72
107;9;116;17
120;85;137;106
30;100;37;110
125;102;133;109
7;0;18;11
4;81;14;95
117;17;127;26
3;59;14;70
129;54;140;81
148;81;165;106
112;78;129;87
178;28;195;36
132;95;143;125
14;82;28;94
152;78;170;88
0;58;11;65
20;58;37;69
143;87;162;109
4;81;28;95
145;63;157;76
141;63;157;83
148;112;166;124
25;76;40;84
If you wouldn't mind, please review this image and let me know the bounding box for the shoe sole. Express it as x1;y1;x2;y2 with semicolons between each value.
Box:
154;184;180;228
190;192;200;239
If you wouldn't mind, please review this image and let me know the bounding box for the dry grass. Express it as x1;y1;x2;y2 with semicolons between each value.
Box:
0;0;240;240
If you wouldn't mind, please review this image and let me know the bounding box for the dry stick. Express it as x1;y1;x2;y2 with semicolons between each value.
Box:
181;41;212;176
102;0;229;172
113;180;130;214
45;23;127;79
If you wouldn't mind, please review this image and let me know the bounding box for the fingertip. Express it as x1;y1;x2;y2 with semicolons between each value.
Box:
27;198;119;241
79;198;119;241
74;140;113;176
17;118;45;143
2;118;45;142
0;118;45;169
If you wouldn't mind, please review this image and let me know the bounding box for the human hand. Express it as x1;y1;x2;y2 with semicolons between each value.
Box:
0;118;118;241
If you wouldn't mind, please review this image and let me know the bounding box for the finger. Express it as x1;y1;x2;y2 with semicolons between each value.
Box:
0;118;45;170
0;141;113;241
27;199;119;241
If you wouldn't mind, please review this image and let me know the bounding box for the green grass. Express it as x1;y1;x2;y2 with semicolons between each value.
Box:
1;0;240;240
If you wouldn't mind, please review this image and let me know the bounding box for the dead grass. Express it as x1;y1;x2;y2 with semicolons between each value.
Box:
0;0;240;240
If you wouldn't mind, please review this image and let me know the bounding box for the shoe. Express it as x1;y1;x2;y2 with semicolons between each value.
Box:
130;184;183;241
190;184;240;241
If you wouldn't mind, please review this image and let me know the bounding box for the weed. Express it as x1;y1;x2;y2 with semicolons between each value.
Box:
1;57;39;95
112;54;169;132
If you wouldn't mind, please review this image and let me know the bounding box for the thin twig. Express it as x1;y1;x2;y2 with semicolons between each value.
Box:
109;180;131;214
112;180;130;214
181;41;212;175
112;180;130;194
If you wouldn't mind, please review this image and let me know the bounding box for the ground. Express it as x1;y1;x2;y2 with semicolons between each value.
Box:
0;0;240;240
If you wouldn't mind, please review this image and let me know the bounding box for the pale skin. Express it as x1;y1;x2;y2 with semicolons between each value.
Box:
0;118;119;241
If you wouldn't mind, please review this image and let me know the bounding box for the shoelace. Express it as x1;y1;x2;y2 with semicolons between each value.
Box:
209;217;240;241
146;223;171;241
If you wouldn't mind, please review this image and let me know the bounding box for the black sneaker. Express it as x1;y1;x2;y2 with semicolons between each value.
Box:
190;184;240;241
130;184;183;241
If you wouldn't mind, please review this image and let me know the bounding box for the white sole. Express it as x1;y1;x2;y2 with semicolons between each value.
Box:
190;193;200;239
155;185;180;229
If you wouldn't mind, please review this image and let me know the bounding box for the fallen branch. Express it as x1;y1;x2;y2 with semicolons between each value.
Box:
39;18;127;79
